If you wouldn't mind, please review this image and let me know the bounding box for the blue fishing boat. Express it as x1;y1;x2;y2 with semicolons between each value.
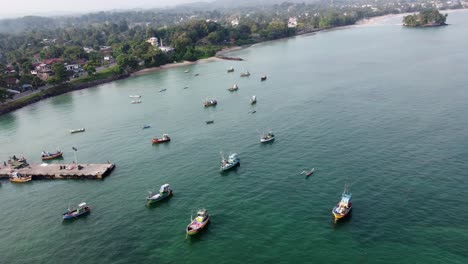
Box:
146;184;173;204
332;185;352;223
63;202;91;220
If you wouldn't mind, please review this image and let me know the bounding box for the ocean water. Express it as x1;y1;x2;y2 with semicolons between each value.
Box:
1;11;468;264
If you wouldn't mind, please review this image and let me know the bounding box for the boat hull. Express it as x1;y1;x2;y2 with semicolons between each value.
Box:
41;152;63;160
260;137;275;143
152;138;171;144
186;216;210;235
63;207;91;220
332;205;352;222
220;160;240;171
146;190;173;204
10;176;32;183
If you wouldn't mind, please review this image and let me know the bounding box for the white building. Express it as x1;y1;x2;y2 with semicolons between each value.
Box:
231;18;239;26
288;17;298;28
147;37;159;46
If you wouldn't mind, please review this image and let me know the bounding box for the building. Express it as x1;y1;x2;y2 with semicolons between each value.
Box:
147;37;159;46
288;17;298;28
83;47;95;53
231;18;239;26
64;64;82;72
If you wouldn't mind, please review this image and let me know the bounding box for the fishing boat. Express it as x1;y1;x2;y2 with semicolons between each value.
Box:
63;202;91;220
260;131;275;143
131;100;142;104
206;120;214;124
9;172;32;183
251;95;257;105
301;168;315;177
41;150;63;160
129;95;141;98
146;184;173;204
204;99;218;107
227;67;234;73
184;86;189;89
184;70;189;73
240;71;250;77
228;84;239;91
220;153;240;171
70;128;85;134
152;134;171;144
142;125;151;129
261;75;267;81
186;209;210;236
159;88;167;92
332;185;352;223
194;73;199;76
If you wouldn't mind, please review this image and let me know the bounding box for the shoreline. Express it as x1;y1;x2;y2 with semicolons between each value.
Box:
2;8;467;116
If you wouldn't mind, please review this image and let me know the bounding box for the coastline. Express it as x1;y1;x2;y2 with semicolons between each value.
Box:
131;57;221;76
2;8;467;116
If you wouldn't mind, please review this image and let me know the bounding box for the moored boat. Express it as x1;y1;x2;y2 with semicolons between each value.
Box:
227;67;234;73
63;202;91;220
206;120;214;124
131;100;142;104
129;95;141;98
261;75;267;81
204;99;218;107
41;151;63;160
159;88;167;92
220;153;240;171
146;184;173;204
240;71;250;77
186;209;210;235
332;185;352;223
301;168;315;177
260;131;275;143
142;125;151;129
228;84;239;91
70;128;85;134
9;172;32;183
251;95;257;105
152;134;171;144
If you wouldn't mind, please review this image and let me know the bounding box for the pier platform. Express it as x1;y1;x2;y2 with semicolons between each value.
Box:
0;163;115;180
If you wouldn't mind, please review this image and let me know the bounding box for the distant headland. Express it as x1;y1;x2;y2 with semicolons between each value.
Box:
403;9;448;27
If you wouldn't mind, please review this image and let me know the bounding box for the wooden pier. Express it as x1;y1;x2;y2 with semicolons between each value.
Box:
0;163;115;180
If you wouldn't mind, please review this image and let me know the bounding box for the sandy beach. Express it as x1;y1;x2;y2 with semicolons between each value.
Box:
131;57;221;76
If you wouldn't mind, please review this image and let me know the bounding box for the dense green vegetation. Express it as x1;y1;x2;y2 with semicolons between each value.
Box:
403;9;448;27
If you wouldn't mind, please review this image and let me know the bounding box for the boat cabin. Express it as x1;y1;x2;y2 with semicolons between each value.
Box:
160;184;170;193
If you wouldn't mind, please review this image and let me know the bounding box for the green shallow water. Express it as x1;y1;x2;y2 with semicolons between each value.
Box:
1;11;468;264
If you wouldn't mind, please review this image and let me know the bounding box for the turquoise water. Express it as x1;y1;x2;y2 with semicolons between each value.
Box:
1;11;468;263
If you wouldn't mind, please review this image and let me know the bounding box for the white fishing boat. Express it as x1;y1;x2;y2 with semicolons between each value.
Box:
70;128;85;134
131;100;142;104
129;95;141;98
240;71;250;77
260;131;275;143
220;152;240;171
251;95;257;104
228;84;239;91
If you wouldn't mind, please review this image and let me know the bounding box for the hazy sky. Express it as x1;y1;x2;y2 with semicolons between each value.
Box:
0;0;209;18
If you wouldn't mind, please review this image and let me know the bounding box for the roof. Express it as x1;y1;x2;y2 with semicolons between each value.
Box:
78;202;87;207
43;58;62;65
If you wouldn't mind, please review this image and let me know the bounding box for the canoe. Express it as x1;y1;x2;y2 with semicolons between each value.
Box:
10;176;32;183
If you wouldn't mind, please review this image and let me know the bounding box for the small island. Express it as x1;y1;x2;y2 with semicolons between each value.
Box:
403;9;448;27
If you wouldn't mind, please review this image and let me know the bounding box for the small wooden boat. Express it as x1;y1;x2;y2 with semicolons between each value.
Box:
184;86;189;89
240;71;250;77
129;95;141;98
261;75;267;81
142;125;151;129
220;153;240;171
186;209;210;235
206;120;214;124
159;88;167;92
70;128;85;134
251;95;257;105
301;168;315;177
332;185;352;223
152;134;171;144
146;184;173;204
63;202;91;220
41;151;63;160
260;131;275;143
9;172;32;183
204;99;217;107
228;84;239;91
131;100;142;104
227;67;234;73
194;73;199;76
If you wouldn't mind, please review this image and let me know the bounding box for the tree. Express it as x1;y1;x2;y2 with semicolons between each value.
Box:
83;63;96;75
51;63;68;83
0;88;10;102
